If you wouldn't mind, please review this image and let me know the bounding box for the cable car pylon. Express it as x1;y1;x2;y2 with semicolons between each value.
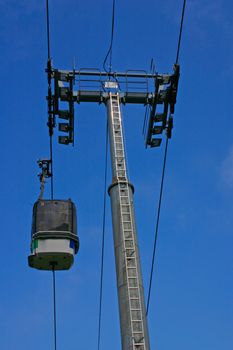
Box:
43;61;180;350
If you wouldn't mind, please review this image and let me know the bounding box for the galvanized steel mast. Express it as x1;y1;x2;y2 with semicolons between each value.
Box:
50;65;179;350
107;92;150;350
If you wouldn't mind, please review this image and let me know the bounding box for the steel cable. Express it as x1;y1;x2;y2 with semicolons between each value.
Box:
98;4;116;345
146;0;187;314
176;0;187;64
97;120;109;350
46;0;51;59
46;2;57;349
146;137;169;315
52;266;57;350
50;136;54;199
103;0;116;73
46;0;54;199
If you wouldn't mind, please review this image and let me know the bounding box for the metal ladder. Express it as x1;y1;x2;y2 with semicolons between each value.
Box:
109;93;146;350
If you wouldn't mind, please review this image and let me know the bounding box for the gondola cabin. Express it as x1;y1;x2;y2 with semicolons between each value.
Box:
28;199;79;270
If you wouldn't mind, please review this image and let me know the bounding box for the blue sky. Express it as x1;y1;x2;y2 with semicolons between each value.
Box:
0;0;232;349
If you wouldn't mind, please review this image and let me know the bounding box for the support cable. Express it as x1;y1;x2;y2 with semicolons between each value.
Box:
49;136;54;199
146;0;187;314
46;2;56;349
175;0;187;64
52;266;57;350
146;137;169;315
97;120;109;350
46;0;51;59
103;0;116;73
46;0;54;199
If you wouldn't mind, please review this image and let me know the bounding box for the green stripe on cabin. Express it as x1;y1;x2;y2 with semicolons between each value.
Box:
33;240;39;249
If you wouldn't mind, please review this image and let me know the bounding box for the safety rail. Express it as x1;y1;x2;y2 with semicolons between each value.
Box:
74;68;150;94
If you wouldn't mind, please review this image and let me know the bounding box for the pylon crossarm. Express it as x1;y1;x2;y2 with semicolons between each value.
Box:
48;65;179;147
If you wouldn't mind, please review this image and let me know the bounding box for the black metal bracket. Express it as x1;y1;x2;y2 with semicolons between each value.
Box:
53;70;75;145
37;158;52;200
145;64;180;148
37;159;52;180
